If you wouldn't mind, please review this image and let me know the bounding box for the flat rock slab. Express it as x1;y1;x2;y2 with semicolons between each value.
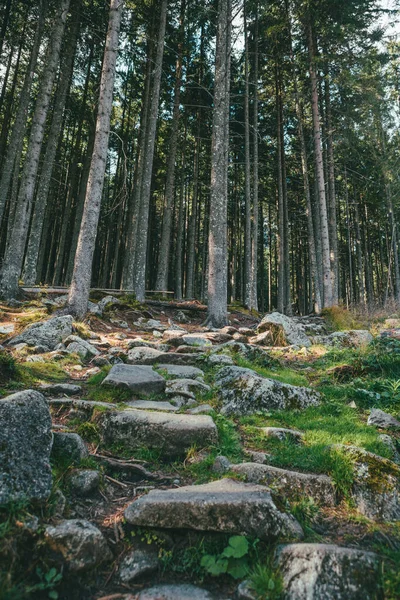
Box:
0;390;53;505
102;364;165;396
314;330;373;348
258;427;304;442
258;312;311;347
276;543;383;600
99;409;218;456
138;585;214;600
8;315;73;351
156;364;205;379
126;400;179;412
334;445;400;522
216;366;320;415
39;382;82;396
117;547;159;584
44;519;111;572
49;398;116;411
368;408;400;430
231;463;336;506
125;478;303;541
182;334;213;347
127;346;204;365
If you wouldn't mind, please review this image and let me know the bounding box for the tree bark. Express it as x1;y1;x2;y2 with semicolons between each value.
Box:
23;0;81;285
133;0;167;301
155;0;185;292
243;0;252;308
66;0;123;317
0;0;70;300
206;0;231;328
306;18;333;308
0;2;46;225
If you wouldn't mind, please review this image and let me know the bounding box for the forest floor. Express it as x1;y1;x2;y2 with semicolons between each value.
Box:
1;296;400;599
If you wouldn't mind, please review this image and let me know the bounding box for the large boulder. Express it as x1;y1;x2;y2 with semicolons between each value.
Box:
313;330;373;348
8;315;73;351
44;519;111;572
102;364;165;396
64;335;99;359
276;543;383;600
156;364;205;379
125;478;303;541
99;409;218;457
367;408;400;430
0;390;53;505
127;346;204;365
231;463;336;506
336;445;400;521
138;585;214;600
258;312;311;347
215;366;320;416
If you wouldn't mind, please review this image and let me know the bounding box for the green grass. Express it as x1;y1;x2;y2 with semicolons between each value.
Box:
235;356;309;387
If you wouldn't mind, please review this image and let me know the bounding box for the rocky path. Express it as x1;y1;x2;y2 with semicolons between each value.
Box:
1;298;400;599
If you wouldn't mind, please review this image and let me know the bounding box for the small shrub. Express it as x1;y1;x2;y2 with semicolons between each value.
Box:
201;535;251;579
0;351;17;383
248;562;283;599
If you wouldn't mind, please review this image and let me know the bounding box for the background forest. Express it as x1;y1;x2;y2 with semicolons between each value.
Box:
0;0;400;320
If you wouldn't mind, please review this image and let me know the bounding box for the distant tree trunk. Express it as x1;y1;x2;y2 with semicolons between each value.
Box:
248;6;259;312
243;0;251;308
155;0;185;292
354;195;366;306
175;153;185;301
185;116;200;298
324;68;339;304
0;2;46;225
306;18;333;308
23;1;81;285
0;0;70;300
66;0;123;317
134;0;167;301
0;0;12;60
206;0;231;328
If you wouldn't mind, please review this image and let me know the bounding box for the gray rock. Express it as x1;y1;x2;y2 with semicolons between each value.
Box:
208;353;234;366
276;543;383;600
68;469;100;496
212;455;231;473
65;335;100;359
163;329;186;342
126;400;179;412
215;366;320;416
87;301;102;316
128;337;170;352
379;434;400;463
187;404;214;415
49;398;116;411
182;334;213;347
166;378;210;398
102;364;165;396
128;346;204;365
314;330;373;348
258;427;304;443
231;463;336;506
99;409;218;457
244;449;271;464
368;408;400;430
98;295;121;312
156;364;205;379
8;315;73;350
0;390;52;505
258;312;311;347
0;324;14;334
52;432;88;464
138;585;214;600
52;489;66;517
117;548;159;583
91;355;111;367
249;331;274;346
44;519;111;572
236;581;256;600
125;478;303;541
335;445;400;521
39;382;82;396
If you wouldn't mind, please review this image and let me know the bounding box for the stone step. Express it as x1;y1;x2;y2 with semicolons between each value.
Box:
127;346;204;365
124;478;303;541
102;364;165;395
99;409;218;457
125;400;179;412
231;463;336;506
276;543;383;600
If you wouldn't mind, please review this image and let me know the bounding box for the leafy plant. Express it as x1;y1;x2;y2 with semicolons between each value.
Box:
201;535;251;579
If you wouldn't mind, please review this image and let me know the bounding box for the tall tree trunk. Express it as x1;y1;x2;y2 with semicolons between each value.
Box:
306;18;333;308
133;0;167;301
23;0;81;285
66;0;123;317
155;0;185;292
243;0;252;308
0;2;46;224
206;0;231;328
248;6;259;312
0;0;12;60
0;0;70;300
324;67;339;304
